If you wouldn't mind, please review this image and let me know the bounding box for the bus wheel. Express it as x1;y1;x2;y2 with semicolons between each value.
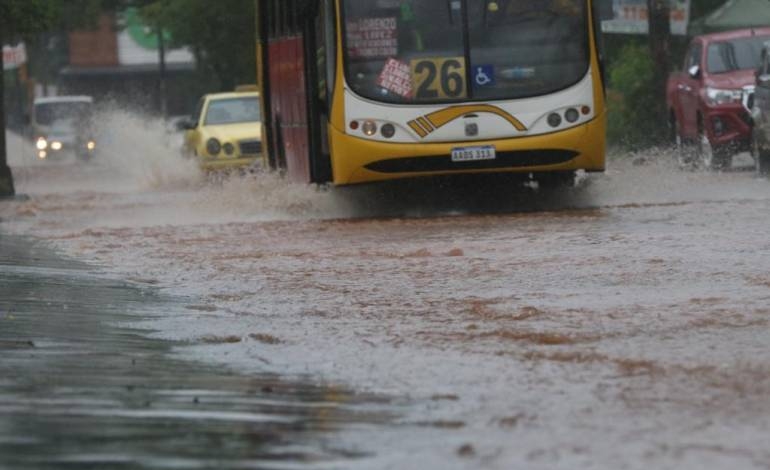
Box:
536;171;575;191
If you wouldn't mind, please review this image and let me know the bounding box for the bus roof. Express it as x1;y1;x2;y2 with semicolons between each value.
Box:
33;96;94;105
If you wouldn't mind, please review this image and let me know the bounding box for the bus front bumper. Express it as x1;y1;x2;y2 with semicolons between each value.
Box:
329;117;606;186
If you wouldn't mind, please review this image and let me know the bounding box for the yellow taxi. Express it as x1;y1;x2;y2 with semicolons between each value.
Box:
182;90;263;171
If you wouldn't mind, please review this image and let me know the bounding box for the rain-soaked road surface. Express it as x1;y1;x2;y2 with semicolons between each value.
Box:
0;234;393;470
3;122;770;469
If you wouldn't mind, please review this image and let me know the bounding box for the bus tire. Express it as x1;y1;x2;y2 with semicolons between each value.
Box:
536;171;575;190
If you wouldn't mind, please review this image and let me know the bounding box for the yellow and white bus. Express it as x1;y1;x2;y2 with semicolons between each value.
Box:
257;0;607;188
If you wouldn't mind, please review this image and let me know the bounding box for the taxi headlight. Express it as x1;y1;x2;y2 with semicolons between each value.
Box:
223;143;235;155
36;138;48;150
206;138;222;156
51;141;63;151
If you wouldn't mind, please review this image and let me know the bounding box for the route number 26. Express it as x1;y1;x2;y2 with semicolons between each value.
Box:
410;57;467;100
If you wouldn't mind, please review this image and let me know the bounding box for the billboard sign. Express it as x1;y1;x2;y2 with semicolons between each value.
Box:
3;43;27;71
602;0;691;35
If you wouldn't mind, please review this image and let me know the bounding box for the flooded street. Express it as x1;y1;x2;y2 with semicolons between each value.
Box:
3;124;770;469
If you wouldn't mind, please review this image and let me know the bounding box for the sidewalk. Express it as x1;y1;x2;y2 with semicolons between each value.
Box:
0;233;386;470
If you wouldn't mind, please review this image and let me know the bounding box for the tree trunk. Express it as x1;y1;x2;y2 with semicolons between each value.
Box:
648;0;671;139
1;27;18;198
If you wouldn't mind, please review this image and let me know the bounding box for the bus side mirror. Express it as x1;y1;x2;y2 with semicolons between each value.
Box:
688;65;701;79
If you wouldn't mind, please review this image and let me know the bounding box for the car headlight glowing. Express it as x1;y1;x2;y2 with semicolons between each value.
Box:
51;141;63;151
87;141;96;151
206;138;222;156
36;138;48;150
706;87;743;106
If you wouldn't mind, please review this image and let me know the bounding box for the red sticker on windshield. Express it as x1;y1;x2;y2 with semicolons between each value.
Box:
377;58;414;98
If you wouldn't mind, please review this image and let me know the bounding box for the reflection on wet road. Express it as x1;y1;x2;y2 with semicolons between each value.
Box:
5;129;770;469
0;235;394;470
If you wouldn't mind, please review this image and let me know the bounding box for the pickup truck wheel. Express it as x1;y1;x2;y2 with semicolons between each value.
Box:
696;129;731;171
675;133;696;169
754;132;770;176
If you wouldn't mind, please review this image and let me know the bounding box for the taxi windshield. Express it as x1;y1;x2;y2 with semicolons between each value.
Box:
341;0;589;103
204;97;261;125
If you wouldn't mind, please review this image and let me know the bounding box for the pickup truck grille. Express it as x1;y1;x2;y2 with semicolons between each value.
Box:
239;140;262;155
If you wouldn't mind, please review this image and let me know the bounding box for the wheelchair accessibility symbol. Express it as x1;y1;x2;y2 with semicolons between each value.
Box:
474;65;495;87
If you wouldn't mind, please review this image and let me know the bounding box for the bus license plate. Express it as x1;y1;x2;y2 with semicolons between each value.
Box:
451;146;496;162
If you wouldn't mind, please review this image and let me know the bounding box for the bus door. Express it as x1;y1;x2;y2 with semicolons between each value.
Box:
265;0;311;182
305;0;335;183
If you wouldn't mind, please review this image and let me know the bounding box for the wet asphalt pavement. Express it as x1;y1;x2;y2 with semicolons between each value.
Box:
0;233;392;470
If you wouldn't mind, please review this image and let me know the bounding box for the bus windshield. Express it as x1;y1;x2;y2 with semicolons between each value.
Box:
341;0;589;104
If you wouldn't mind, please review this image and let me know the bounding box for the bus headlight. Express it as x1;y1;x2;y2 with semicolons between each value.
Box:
36;138;48;150
565;108;580;123
206;138;222;155
380;123;396;139
51;141;63;151
547;113;562;128
362;121;378;136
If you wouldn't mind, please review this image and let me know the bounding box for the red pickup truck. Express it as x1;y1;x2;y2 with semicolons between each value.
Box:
667;28;770;170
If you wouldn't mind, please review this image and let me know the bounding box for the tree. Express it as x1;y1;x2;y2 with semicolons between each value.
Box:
647;0;671;140
138;0;256;91
1;0;108;197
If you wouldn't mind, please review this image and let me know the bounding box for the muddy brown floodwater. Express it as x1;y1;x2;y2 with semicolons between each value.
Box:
3;123;770;469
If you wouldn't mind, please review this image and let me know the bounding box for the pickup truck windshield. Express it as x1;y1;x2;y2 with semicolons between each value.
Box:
342;0;589;103
707;36;770;74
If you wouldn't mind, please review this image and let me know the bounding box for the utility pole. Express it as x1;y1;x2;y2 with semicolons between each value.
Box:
1;26;18;199
157;23;167;119
648;0;671;134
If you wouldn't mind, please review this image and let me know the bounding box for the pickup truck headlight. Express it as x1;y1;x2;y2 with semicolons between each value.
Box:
705;87;743;106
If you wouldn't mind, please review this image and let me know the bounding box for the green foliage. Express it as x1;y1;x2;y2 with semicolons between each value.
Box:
138;0;256;91
0;0;107;41
606;42;668;149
